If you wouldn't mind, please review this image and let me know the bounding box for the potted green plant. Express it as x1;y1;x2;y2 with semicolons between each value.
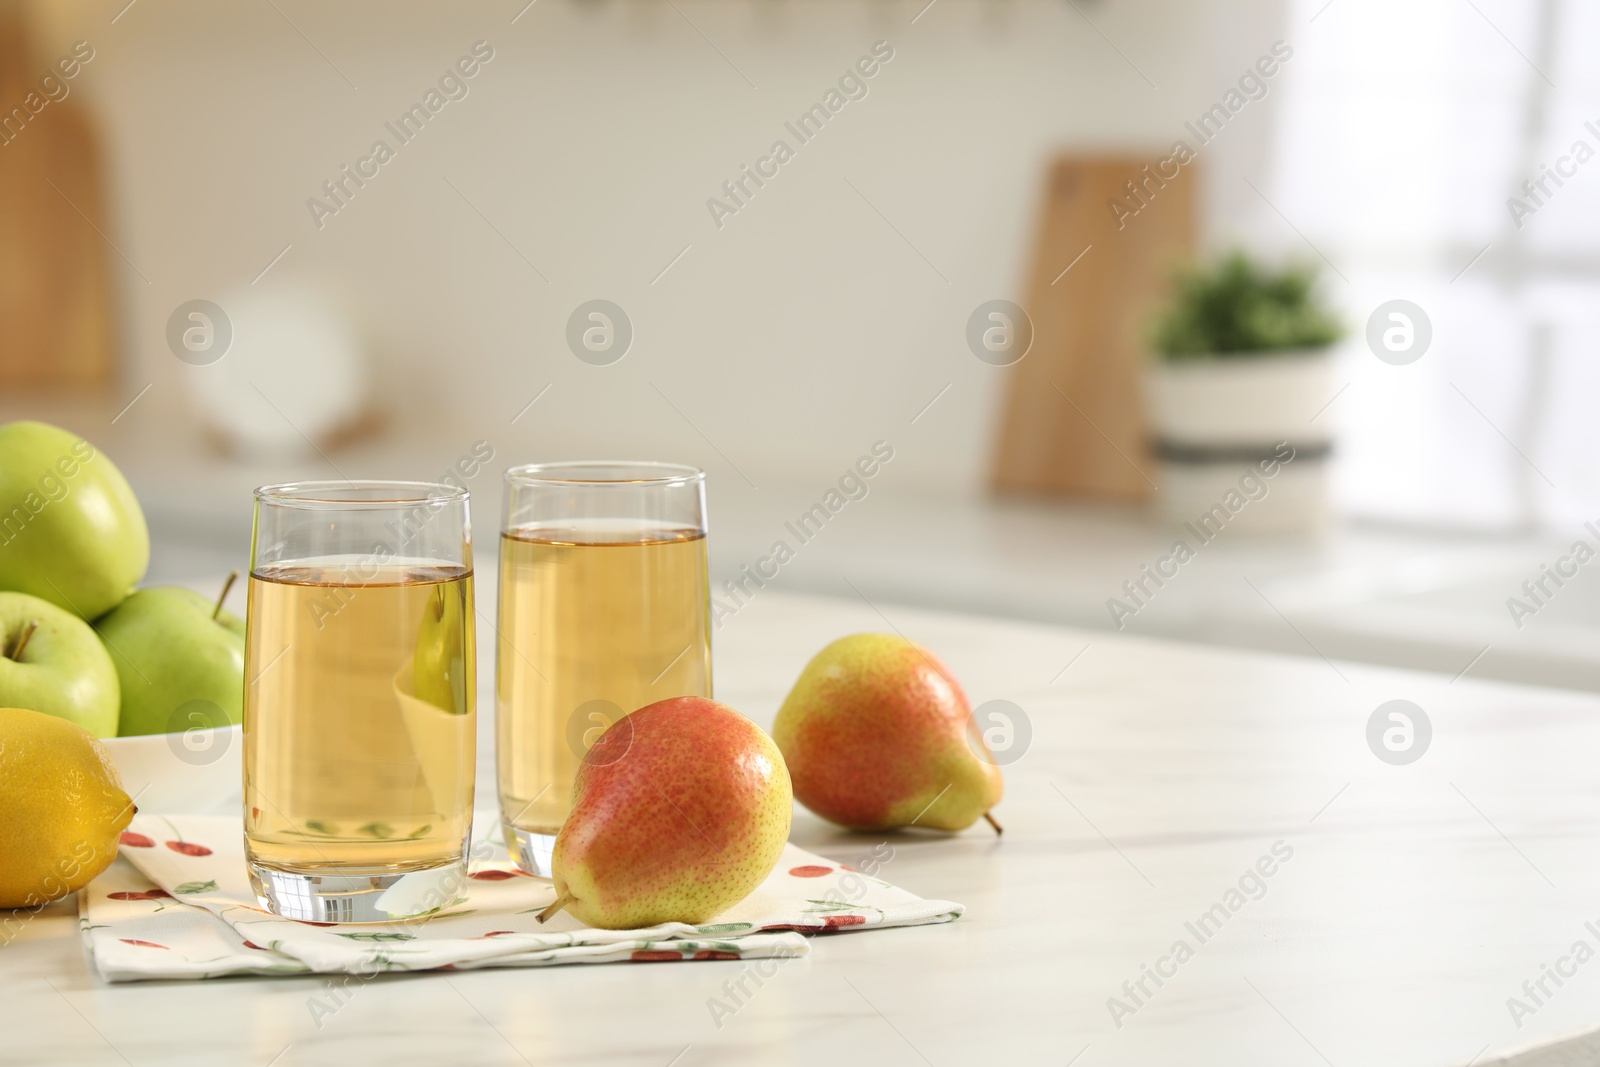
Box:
1145;252;1344;533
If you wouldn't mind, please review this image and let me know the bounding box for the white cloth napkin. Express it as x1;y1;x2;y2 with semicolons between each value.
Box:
1480;1029;1600;1067
80;815;963;982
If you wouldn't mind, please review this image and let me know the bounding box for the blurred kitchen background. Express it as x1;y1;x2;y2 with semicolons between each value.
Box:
4;0;1597;690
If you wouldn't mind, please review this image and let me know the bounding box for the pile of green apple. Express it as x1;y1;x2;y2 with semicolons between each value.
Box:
0;421;243;739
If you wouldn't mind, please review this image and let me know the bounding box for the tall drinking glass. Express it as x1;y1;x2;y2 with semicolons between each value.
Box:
244;481;476;922
497;462;710;875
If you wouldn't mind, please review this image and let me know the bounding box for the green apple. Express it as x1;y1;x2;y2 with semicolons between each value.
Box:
0;591;120;737
0;421;149;620
412;582;469;714
94;582;245;737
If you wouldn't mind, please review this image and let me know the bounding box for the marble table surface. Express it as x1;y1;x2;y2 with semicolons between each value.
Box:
6;588;1600;1067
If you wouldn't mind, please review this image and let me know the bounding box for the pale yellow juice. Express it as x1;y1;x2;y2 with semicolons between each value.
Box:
244;561;475;874
496;525;710;840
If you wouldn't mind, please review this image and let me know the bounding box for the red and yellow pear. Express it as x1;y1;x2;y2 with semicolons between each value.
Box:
538;696;791;929
773;633;1003;833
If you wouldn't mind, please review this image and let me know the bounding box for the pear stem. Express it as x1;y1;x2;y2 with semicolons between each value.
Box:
983;811;1004;836
213;570;239;621
535;893;571;924
7;620;38;661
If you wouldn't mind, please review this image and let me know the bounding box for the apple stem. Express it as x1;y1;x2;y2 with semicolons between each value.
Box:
535;893;571;924
983;811;1004;836
7;620;38;661
214;570;239;620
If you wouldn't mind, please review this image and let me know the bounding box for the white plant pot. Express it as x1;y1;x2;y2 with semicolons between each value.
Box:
1144;349;1335;535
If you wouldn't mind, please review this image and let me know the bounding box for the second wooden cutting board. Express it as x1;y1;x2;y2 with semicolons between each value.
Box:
991;156;1197;503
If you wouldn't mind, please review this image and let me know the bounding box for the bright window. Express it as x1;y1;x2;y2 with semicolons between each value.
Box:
1261;0;1594;530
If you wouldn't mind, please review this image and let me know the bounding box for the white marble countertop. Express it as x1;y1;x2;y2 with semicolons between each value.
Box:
5;589;1599;1066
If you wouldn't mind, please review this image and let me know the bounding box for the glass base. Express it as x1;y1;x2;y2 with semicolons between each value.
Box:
503;824;559;879
248;859;470;924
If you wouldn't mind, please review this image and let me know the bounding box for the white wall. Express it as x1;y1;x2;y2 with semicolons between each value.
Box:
44;0;1284;505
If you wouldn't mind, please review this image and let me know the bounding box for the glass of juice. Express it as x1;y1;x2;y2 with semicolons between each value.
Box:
244;480;476;923
496;462;710;876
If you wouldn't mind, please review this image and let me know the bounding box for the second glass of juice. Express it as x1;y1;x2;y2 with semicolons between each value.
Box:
496;462;710;876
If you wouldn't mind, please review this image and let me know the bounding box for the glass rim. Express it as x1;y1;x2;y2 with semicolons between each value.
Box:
253;479;470;510
503;461;705;488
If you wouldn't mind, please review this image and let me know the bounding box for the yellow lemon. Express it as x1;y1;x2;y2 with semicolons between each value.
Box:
0;706;133;909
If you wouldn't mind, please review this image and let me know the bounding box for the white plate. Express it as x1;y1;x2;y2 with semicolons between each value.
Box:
102;725;242;817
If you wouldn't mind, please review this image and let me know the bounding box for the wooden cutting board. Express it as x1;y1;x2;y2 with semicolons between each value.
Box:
0;0;114;390
991;156;1197;501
